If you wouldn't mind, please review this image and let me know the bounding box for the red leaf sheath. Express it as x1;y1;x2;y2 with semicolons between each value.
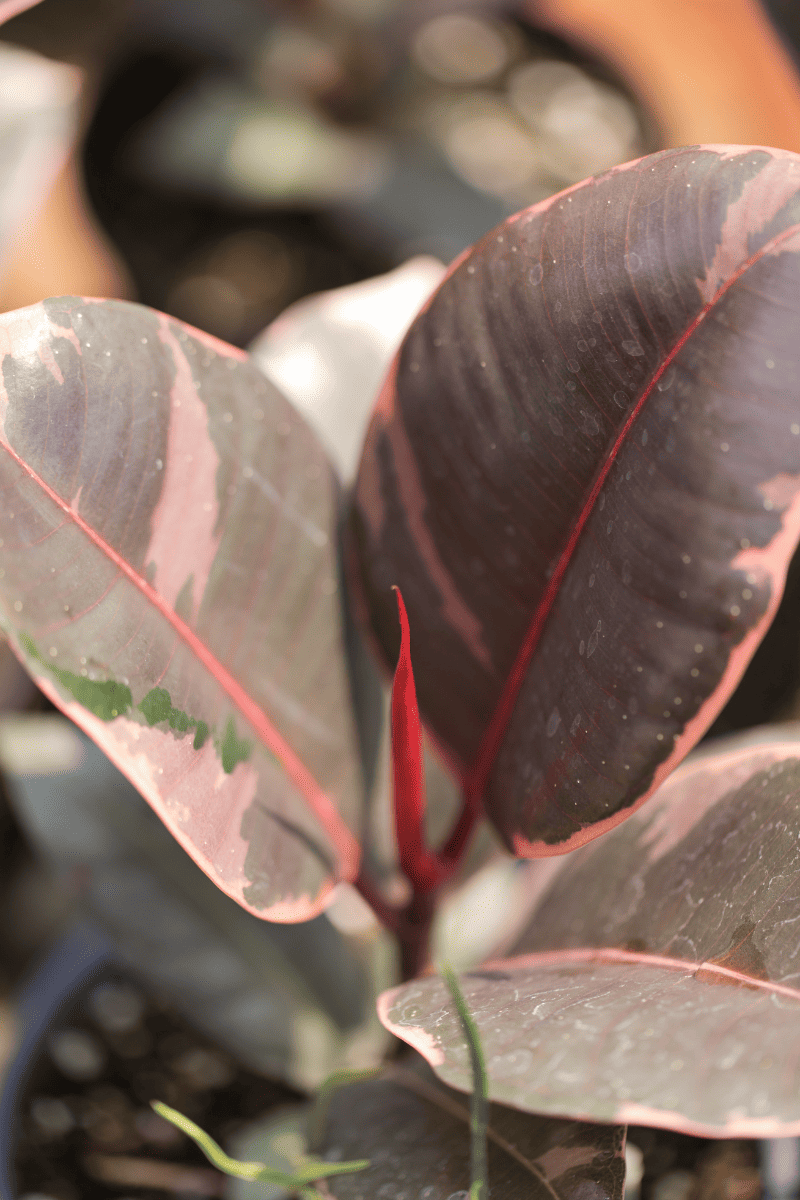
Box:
391;587;441;891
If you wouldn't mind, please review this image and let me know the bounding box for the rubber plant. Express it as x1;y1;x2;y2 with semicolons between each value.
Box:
4;143;800;1193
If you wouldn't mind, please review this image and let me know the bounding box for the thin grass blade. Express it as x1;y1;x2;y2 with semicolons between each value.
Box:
442;965;489;1200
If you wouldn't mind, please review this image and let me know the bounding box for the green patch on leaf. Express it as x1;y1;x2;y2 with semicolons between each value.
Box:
139;688;214;752
138;688;239;768
138;687;172;726
23;638;249;774
138;687;210;751
193;720;209;750
138;686;204;736
55;674;132;722
220;716;252;773
20;634;132;722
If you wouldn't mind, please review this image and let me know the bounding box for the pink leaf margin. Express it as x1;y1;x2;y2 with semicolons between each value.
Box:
0;0;44;22
377;950;800;1139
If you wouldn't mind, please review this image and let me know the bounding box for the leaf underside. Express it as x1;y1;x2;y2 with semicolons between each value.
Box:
0;297;362;919
351;144;800;855
380;728;800;1136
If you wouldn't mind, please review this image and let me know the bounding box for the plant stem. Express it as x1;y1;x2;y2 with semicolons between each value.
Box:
354;789;482;978
352;587;484;978
397;888;437;981
391;587;442;892
353;865;401;935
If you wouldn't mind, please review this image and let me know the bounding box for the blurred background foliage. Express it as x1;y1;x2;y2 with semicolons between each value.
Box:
0;0;656;339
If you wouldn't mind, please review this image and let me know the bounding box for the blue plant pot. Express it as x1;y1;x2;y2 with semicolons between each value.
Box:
0;920;112;1200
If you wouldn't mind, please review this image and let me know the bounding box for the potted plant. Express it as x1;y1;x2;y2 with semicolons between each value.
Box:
0;138;800;1200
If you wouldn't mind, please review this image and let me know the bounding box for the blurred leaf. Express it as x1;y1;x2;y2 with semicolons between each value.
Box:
0;43;79;278
221;1058;625;1200
0;715;391;1086
432;857;543;972
0;0;46;27
251;257;446;482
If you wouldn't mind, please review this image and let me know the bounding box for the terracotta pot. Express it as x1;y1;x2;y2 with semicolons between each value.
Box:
529;0;800;150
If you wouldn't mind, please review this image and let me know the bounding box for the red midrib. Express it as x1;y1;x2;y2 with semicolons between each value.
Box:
0;435;358;865
464;221;800;807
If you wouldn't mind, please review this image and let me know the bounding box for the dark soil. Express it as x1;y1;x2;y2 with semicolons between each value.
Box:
11;962;765;1200
630;1127;761;1200
12;970;301;1200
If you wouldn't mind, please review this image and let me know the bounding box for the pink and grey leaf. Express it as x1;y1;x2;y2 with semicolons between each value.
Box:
0;297;363;919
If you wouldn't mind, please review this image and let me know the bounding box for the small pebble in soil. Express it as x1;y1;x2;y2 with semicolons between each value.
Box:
171;1046;235;1090
88;982;145;1034
47;1029;106;1081
30;1097;74;1137
652;1170;695;1200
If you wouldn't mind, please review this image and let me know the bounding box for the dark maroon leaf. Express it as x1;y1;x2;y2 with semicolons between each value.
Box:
0;297;363;920
322;1060;626;1200
380;727;800;1135
350;144;800;855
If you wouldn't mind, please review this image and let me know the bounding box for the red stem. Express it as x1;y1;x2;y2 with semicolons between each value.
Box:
353;866;401;935
352;588;481;974
391;587;442;892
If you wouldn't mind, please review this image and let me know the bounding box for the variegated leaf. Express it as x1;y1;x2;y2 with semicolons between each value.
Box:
0;297;363;919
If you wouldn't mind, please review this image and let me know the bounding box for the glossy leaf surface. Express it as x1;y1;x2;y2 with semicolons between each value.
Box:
0;715;389;1087
381;728;800;1135
0;297;362;919
321;1062;625;1200
351;145;800;854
